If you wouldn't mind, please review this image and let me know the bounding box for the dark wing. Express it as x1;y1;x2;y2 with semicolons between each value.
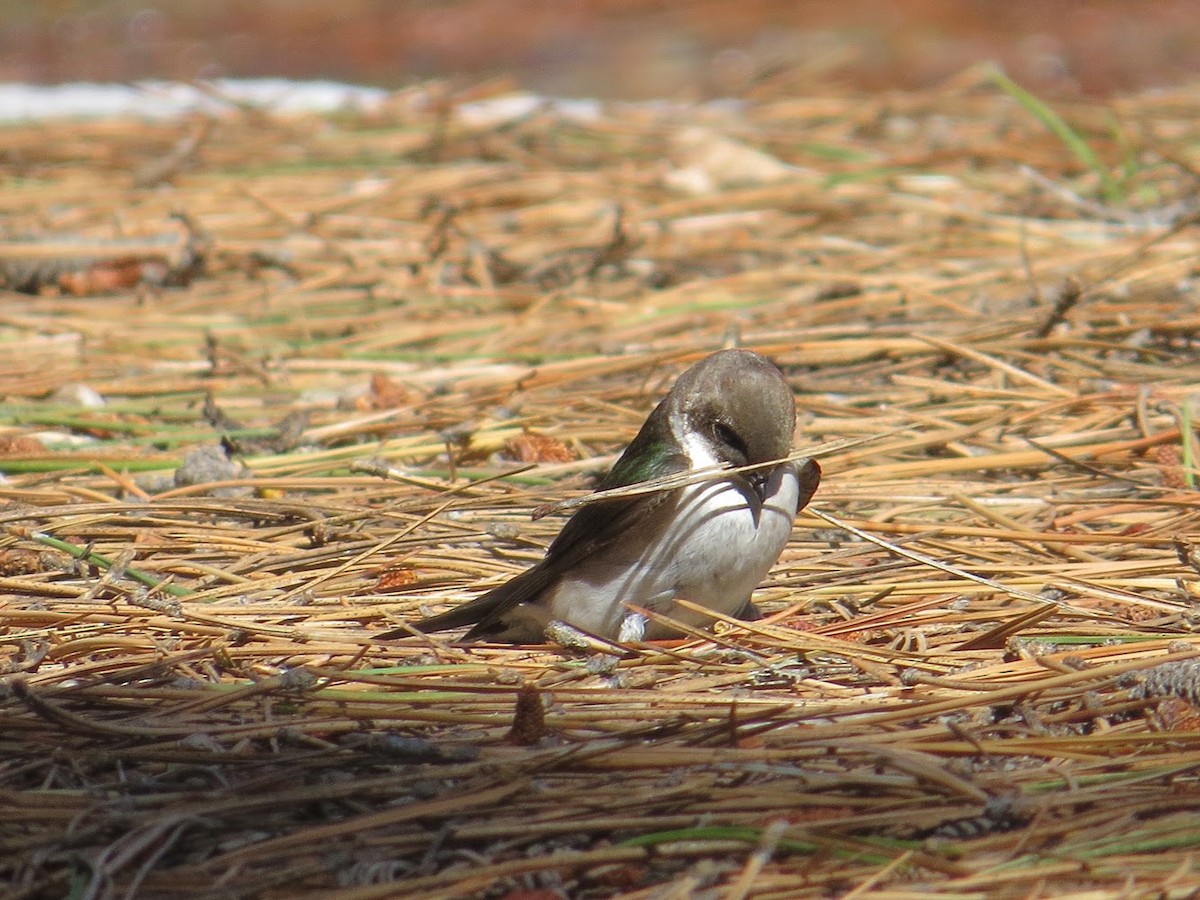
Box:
376;418;689;641
379;563;552;638
527;434;690;587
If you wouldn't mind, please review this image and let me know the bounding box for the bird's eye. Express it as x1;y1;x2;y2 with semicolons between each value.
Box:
713;421;748;456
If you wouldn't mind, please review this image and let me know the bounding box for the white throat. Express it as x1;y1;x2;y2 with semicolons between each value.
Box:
669;407;721;469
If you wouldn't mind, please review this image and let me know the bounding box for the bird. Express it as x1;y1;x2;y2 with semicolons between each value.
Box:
376;349;820;644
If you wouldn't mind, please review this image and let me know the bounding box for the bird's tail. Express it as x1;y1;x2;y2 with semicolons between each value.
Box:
374;565;550;641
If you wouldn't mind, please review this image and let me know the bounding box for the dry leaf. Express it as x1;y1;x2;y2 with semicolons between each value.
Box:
505;432;575;463
507;683;547;745
1157;696;1200;731
356;372;411;411
374;567;419;591
0;434;46;454
0;548;43;576
1153;445;1189;490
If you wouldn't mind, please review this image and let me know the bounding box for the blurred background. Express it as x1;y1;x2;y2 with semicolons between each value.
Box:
3;0;1199;98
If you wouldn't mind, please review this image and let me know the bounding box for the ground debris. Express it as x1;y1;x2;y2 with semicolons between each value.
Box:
2;80;1200;899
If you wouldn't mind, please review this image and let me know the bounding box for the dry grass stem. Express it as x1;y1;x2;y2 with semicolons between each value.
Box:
2;78;1200;897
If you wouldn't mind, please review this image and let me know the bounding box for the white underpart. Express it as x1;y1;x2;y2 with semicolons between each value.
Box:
539;414;800;641
617;612;648;642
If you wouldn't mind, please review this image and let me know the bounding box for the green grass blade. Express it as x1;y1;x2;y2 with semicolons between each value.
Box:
988;65;1119;200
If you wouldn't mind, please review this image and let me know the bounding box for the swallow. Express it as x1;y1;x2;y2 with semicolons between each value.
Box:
377;349;819;643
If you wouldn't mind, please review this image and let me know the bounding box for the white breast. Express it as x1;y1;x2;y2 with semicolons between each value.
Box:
543;463;801;639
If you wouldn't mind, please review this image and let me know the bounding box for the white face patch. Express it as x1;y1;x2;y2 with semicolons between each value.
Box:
669;406;720;469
